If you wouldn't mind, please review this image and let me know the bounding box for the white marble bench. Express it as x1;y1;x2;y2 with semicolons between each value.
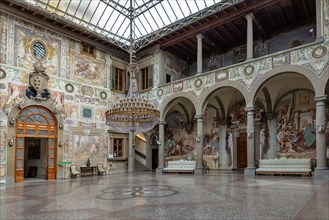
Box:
256;157;312;176
163;160;196;174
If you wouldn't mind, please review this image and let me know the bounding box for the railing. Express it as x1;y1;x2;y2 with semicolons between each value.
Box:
146;38;328;100
135;149;146;160
157;39;324;89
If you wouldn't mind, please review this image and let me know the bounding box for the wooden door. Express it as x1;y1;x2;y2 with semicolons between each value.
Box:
47;138;56;179
15;137;25;183
237;133;247;169
15;106;57;182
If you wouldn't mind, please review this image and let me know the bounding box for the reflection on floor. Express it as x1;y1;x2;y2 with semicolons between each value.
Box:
1;173;328;220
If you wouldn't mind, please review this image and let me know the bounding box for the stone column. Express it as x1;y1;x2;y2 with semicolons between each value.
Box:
314;96;329;179
245;13;254;60
127;130;135;173
245;107;256;175
196;34;203;74
195;115;204;174
156;121;165;173
315;0;324;41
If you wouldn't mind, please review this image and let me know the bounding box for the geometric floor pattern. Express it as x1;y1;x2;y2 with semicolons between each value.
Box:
1;172;328;219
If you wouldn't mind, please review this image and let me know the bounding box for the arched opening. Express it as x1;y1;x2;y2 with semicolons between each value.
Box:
15;106;57;183
254;72;315;161
135;132;148;171
162;97;196;163
202;86;247;170
149;131;159;171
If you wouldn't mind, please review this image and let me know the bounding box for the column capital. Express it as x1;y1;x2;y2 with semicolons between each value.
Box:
196;33;203;39
195;114;204;120
245;106;255;112
159;120;166;125
314;95;327;102
245;13;254;20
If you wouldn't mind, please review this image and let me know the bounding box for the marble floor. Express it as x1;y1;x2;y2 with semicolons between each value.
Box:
0;172;328;220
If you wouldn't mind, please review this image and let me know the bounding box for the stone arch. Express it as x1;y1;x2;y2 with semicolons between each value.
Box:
8;99;64;125
250;65;318;103
160;91;199;121
319;65;329;96
198;80;249;114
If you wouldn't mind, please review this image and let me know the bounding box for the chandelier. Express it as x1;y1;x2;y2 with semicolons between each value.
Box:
106;63;160;133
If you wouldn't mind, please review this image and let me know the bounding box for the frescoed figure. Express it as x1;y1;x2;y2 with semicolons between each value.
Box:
274;91;316;158
225;129;233;167
259;111;269;159
6;85;21;104
210;132;220;152
69;105;79;119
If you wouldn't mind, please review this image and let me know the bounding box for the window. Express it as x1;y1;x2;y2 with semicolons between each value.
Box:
82;108;92;118
139;65;153;91
166;74;172;83
80;43;95;57
113;138;123;157
111;67;125;92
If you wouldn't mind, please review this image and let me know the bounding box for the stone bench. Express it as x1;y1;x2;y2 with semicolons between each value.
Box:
256;157;312;176
163;160;196;174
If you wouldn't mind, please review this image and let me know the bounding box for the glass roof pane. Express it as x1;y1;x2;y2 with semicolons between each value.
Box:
90;2;106;26
66;1;79;17
23;0;231;50
74;1;90;20
154;5;170;25
168;1;184;20
58;1;69;14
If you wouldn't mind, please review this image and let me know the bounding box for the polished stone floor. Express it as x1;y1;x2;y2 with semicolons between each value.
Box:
0;172;328;220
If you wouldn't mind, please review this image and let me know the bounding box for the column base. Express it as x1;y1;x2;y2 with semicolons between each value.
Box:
127;168;134;173
314;168;329;180
244;167;256;176
194;167;205;175
156;168;163;174
5;176;14;185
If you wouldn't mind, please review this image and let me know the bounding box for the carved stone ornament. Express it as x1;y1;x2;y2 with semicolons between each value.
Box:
27;64;50;101
65;83;74;93
157;89;163;97
0;68;6;79
247;129;254;139
100;91;108;100
8;139;14;147
244;65;254;76
316;124;326;134
59;122;63;130
194;78;203;88
312;46;327;59
9;117;15;125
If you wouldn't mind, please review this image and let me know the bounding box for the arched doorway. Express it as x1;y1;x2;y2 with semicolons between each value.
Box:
150;133;159;171
15;106;57;183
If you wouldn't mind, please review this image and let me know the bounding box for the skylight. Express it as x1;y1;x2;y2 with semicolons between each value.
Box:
22;0;239;52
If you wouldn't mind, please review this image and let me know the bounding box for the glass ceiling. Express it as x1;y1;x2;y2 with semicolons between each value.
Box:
23;0;240;52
